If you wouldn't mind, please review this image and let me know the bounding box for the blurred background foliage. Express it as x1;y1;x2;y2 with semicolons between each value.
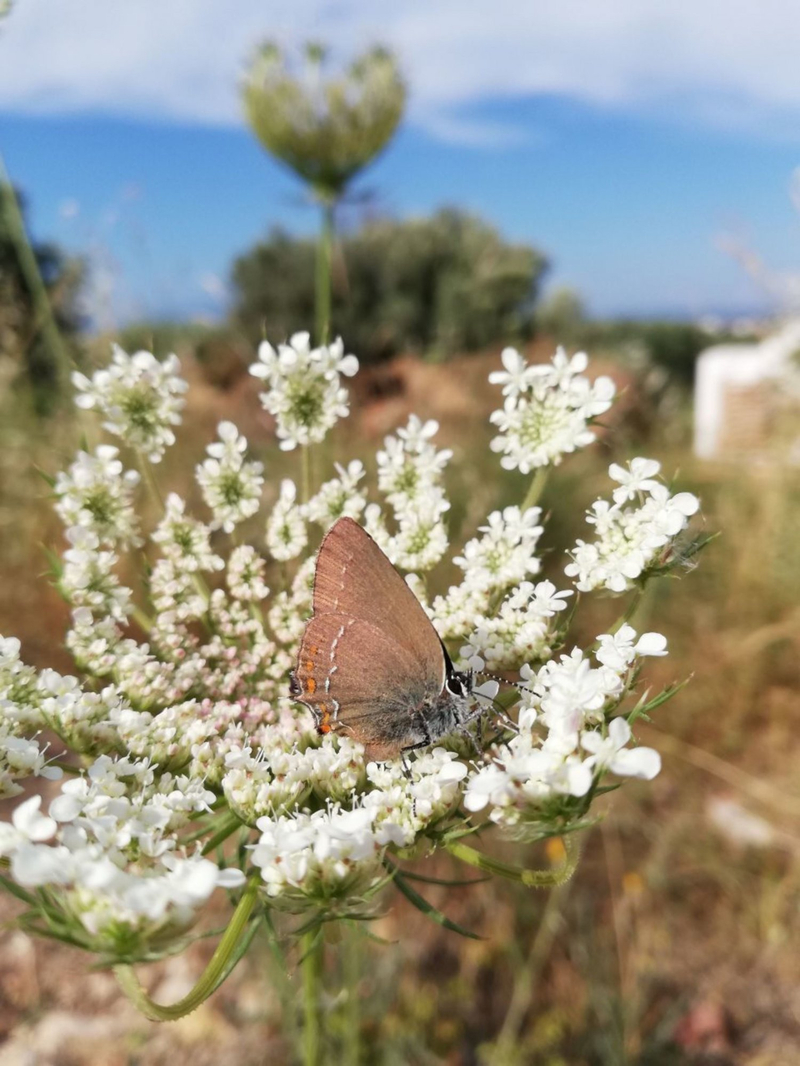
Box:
232;208;547;363
0;181;83;411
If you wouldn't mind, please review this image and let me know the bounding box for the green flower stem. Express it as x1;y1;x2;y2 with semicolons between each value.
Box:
0;152;73;390
199;811;246;855
114;876;261;1022
520;466;550;513
136;450;167;511
301;929;324;1066
493;880;570;1056
445;835;579;888
608;585;645;635
315;197;335;347
342;924;361;1066
301;443;312;506
131;605;154;634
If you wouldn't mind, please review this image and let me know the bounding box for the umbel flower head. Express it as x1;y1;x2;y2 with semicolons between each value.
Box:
0;336;702;1009
243;42;406;201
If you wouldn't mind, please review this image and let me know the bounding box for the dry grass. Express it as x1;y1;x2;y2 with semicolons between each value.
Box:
1;354;799;1065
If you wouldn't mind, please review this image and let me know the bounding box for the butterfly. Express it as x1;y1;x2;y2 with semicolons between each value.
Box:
289;517;491;762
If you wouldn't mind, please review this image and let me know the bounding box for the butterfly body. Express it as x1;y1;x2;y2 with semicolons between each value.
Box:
289;517;476;762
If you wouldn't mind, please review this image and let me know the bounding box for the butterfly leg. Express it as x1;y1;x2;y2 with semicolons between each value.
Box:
400;739;429;779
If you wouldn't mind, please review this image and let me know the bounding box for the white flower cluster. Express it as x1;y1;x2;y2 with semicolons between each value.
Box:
305;460;367;529
566;458;701;592
196;421;264;533
431;505;563;667
0;758;243;954
266;479;308;561
54;445;141;549
222;734;365;825
249;332;358;451
369;415;453;572
489;347;615;472
0;639;62;797
72;346;187;463
0;333;702;965
460;580;572;672
464;626;665;832
250;748;466;905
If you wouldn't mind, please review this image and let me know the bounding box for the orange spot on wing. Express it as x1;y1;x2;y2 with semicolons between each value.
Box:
316;702;332;736
305;660;314;672
306;677;317;695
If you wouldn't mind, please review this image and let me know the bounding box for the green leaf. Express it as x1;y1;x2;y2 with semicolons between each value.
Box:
400;869;491;888
386;861;482;940
0;872;37;906
627;676;691;724
34;466;56;489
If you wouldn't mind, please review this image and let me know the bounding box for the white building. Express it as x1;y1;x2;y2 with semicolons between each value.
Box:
694;319;800;462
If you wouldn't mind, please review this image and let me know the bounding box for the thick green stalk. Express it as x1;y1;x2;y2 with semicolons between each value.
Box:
114;876;261;1022
0;152;72;390
301;930;324;1066
315;198;335;347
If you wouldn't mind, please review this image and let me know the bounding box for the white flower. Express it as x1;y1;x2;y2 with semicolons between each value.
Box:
581;717;661;780
453;506;544;595
251;803;384;902
152;494;224;573
304;461;367;528
266;479;307;561
54;446;141;548
459;580;571;671
0;732;62;797
377;415;452;511
565;461;700;593
609;457;662;504
222;741;311;823
72;346;187;463
227;545;270;602
595;625;668;672
60;526;132;623
249;332;358;450
489;346;615;472
363;748;467;846
0;796;57;854
196;421;264;533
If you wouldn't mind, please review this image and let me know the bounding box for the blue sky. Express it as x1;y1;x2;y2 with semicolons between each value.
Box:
2;1;800;325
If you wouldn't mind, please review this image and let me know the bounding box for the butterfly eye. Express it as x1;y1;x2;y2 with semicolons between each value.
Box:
446;675;468;698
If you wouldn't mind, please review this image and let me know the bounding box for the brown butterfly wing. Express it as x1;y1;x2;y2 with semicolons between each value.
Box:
293;611;434;760
311;517;446;690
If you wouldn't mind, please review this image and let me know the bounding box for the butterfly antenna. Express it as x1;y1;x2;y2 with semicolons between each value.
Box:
476;669;538;697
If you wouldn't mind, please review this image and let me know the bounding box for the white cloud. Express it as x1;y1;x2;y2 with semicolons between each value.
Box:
2;1;800;142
